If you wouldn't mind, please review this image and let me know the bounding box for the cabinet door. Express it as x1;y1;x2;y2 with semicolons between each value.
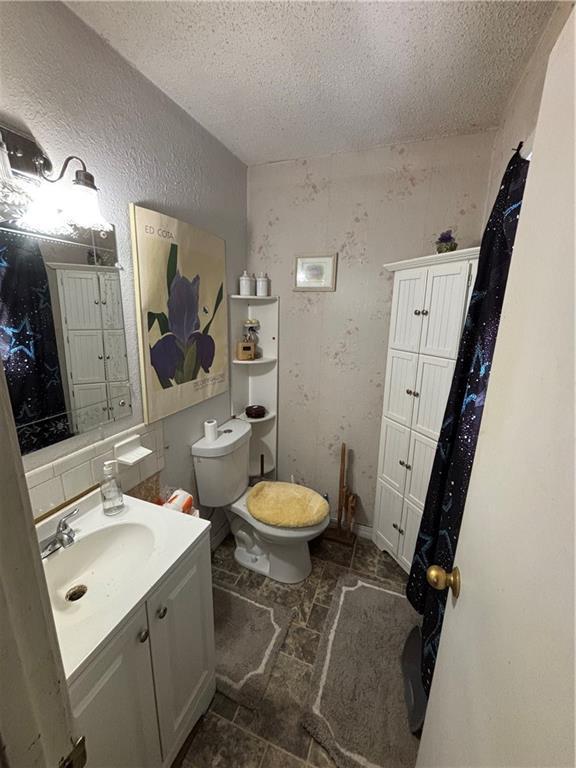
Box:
108;382;132;421
412;355;455;439
68;330;105;383
405;431;437;509
60;270;101;329
377;418;410;493
382;349;418;427
99;272;125;329
148;542;215;760
69;605;162;768
104;330;129;381
373;478;402;555
398;498;423;571
389;268;427;352
73;383;109;433
420;262;468;358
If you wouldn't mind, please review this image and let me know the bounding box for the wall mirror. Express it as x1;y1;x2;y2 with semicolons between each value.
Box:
0;222;132;455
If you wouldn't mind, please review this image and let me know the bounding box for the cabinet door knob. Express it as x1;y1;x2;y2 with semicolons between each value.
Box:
399;528;405;535
413;391;420;398
406;389;413;395
405;464;412;471
413;309;421;316
399;459;405;467
118;399;126;407
421;309;429;316
101;300;107;305
138;629;149;643
94;299;100;305
392;523;399;530
106;355;111;360
157;606;168;620
98;354;103;359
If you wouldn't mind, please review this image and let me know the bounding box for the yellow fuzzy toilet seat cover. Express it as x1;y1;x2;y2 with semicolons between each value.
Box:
247;482;329;528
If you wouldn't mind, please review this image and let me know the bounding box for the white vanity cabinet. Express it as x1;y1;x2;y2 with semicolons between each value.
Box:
69;605;162;768
68;539;215;768
147;541;215;760
373;248;479;572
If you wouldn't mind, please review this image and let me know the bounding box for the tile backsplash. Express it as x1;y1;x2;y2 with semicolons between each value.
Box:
26;421;165;519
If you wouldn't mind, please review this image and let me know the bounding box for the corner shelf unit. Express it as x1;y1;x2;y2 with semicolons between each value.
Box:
229;295;279;477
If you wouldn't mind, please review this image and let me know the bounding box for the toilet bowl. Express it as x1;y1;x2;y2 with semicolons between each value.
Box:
227;489;329;583
191;418;329;584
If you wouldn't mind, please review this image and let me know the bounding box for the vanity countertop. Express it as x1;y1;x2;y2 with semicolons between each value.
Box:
36;490;211;683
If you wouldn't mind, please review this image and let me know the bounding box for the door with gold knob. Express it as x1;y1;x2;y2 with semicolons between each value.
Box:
417;16;575;766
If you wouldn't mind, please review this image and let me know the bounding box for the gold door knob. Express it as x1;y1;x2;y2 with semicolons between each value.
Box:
426;565;461;598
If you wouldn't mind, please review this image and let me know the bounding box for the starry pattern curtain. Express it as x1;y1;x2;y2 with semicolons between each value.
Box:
0;233;71;453
406;146;530;696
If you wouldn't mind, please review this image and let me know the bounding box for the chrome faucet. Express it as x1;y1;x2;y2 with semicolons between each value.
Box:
40;508;79;559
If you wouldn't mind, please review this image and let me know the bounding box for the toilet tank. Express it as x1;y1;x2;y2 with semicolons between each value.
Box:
191;419;251;507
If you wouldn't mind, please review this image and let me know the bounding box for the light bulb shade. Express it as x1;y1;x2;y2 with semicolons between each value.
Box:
18;180;72;235
17;177;111;235
65;183;111;231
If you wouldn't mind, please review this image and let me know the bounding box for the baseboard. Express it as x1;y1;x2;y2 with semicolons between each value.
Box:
354;522;373;540
329;514;373;540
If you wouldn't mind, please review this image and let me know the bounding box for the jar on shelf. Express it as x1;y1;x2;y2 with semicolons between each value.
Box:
256;272;269;296
239;270;255;296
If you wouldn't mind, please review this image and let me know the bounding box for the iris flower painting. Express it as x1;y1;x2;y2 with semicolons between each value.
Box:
148;243;224;389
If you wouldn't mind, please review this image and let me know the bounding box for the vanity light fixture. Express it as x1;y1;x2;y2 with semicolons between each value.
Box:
0;121;111;234
32;154;112;232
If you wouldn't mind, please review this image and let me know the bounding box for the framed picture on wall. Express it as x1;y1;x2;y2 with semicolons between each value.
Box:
130;204;228;423
294;253;338;291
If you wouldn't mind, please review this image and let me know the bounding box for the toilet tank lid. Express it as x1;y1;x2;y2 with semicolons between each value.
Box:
191;418;252;458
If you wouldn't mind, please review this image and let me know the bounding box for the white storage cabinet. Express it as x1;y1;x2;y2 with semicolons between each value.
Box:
373;248;479;572
53;266;132;432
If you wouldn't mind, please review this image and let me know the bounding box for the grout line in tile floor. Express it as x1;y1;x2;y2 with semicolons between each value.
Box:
207;711;270;764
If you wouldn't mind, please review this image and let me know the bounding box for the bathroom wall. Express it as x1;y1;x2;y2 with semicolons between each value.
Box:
247;132;494;525
0;3;246;503
485;1;573;207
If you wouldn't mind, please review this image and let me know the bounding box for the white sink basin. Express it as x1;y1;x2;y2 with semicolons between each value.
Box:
37;490;211;682
44;522;156;619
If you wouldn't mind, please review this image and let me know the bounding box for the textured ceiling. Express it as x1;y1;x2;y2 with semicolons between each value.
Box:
68;1;555;165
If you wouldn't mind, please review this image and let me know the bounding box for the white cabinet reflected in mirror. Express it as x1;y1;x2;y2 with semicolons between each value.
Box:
0;223;132;454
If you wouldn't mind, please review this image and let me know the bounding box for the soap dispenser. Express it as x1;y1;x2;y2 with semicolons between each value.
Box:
101;460;124;515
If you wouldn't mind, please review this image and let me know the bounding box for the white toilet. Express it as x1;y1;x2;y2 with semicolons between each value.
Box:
192;418;329;583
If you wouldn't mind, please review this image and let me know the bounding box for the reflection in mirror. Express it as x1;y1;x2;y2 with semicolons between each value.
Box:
0;223;132;454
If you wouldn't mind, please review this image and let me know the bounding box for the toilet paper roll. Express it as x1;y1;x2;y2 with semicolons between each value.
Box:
204;419;218;442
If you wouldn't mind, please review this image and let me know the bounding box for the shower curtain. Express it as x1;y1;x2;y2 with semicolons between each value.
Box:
406;146;529;696
0;234;71;453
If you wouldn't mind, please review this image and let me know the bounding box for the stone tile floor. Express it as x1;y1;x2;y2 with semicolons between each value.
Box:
174;534;407;768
